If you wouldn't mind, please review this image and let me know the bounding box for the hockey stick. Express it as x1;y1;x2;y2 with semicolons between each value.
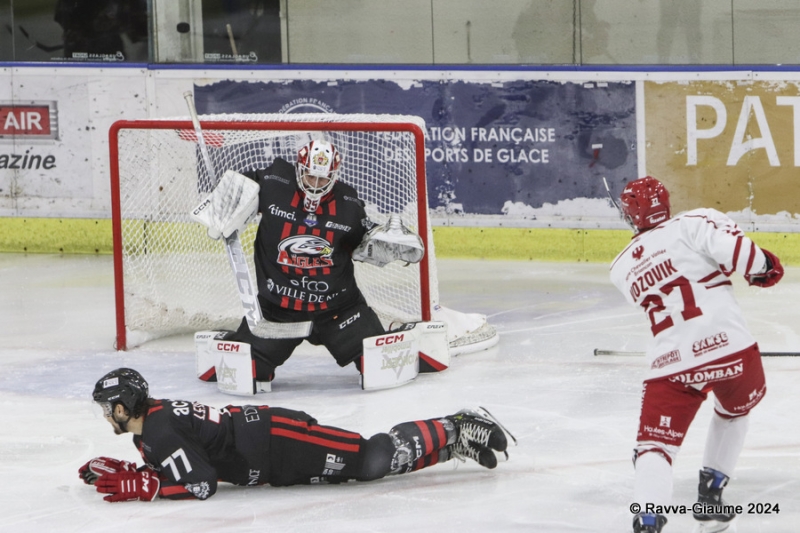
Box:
9;25;64;53
183;91;311;339
594;349;800;357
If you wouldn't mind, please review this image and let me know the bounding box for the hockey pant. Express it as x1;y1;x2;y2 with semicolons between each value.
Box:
266;408;453;486
633;345;765;506
231;295;385;380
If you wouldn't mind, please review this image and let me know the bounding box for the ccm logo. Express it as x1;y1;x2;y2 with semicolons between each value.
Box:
376;334;404;346
216;342;240;352
339;312;360;329
192;199;211;215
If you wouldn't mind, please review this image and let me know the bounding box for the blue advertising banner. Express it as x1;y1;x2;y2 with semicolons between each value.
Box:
196;78;636;217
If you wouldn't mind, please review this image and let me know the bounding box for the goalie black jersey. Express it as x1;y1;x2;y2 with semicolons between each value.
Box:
243;159;370;313
133;400;273;500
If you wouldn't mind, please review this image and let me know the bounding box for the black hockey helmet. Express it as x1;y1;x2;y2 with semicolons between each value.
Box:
93;368;149;416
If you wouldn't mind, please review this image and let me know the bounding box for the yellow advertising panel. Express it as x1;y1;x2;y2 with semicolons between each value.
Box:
645;80;800;217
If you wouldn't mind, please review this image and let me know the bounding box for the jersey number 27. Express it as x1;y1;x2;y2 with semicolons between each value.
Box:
641;276;703;336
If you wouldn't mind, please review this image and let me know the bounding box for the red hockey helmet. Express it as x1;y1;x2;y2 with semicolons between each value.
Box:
619;176;671;232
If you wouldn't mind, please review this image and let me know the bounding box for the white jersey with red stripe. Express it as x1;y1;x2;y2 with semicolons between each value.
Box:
610;208;767;380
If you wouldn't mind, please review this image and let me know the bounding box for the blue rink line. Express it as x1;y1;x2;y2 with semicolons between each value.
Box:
4;61;800;73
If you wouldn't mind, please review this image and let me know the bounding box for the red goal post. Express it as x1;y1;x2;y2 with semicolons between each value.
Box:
109;113;436;350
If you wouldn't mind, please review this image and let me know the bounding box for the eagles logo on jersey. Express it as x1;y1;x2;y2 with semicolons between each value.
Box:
276;235;334;269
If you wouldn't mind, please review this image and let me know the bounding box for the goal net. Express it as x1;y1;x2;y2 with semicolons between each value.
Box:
109;113;496;353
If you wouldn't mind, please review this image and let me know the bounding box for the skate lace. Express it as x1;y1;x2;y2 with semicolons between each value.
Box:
460;421;492;447
449;441;479;464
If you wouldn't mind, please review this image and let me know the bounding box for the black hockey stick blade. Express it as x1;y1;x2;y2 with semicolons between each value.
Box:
17;25;63;52
594;348;799;357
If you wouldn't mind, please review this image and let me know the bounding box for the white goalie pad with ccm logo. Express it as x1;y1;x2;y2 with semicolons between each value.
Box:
195;331;226;382
194;332;271;395
213;339;259;396
416;321;450;372
361;328;420;391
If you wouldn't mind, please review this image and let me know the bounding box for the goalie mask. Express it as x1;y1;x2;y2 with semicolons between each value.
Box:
619;176;671;233
296;140;342;212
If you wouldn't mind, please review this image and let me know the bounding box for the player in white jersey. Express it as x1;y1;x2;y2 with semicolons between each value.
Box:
609;177;784;533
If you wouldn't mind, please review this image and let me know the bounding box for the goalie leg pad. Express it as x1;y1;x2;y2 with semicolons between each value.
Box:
211;339;257;395
195;330;233;381
393;321;450;373
361;328;420;391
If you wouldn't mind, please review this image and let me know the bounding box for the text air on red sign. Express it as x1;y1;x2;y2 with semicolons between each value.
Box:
0;104;56;139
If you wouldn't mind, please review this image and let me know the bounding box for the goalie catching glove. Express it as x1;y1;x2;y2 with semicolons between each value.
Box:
352;214;424;267
190;169;260;240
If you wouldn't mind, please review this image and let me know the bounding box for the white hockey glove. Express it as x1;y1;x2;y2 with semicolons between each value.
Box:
190;170;260;240
352;214;425;268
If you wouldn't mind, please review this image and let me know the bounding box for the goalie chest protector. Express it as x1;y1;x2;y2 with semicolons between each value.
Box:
244;159;370;313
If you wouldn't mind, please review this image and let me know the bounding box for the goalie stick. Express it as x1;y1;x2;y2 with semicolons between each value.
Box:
593;349;799;357
183;92;311;339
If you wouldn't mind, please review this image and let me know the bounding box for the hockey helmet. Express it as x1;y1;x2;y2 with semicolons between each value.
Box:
93;367;149;417
296;140;342;208
619;176;671;232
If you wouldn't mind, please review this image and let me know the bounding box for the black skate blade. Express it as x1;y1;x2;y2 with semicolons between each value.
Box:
476;406;518;446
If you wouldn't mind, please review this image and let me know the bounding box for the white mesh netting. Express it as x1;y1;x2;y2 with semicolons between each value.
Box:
112;113;440;349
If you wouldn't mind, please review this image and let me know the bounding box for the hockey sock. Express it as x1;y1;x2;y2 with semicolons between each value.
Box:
388;418;456;474
633;450;674;508
702;413;749;476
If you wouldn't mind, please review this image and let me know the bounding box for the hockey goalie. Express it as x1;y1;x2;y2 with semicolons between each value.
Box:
191;139;463;393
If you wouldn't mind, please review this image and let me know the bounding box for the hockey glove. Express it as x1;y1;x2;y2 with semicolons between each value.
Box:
352;214;424;267
190;169;260;240
745;248;784;288
78;456;137;485
95;468;160;502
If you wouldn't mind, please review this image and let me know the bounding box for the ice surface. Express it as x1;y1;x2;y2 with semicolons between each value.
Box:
0;254;797;532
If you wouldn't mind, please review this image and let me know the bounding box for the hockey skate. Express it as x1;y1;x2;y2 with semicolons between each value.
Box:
447;407;516;469
692;468;736;533
633;513;667;533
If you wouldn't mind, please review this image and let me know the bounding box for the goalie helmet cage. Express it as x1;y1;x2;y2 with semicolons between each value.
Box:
110;113;438;351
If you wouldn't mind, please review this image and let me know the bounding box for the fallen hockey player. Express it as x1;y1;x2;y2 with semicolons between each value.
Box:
79;368;514;501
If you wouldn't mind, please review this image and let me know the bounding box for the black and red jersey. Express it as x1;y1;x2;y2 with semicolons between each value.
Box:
243;159;370;314
132;400;372;500
133;400;273;500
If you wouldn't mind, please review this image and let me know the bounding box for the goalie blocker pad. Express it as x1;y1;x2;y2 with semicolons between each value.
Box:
195;331;270;394
361;322;449;391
